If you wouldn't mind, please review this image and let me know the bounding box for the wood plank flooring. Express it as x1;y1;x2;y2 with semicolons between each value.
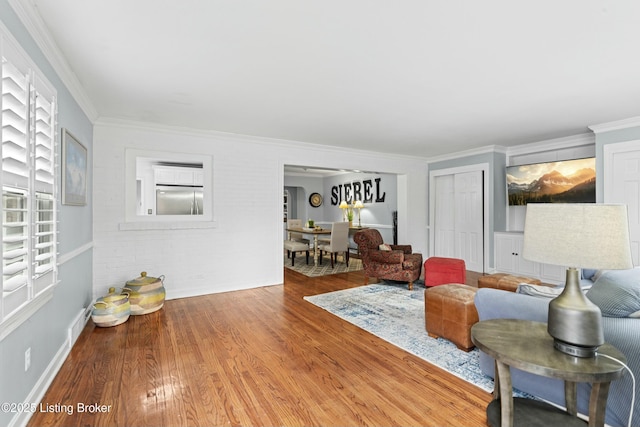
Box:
28;269;491;427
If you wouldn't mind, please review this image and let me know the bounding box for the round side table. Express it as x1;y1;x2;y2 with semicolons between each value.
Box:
471;319;626;427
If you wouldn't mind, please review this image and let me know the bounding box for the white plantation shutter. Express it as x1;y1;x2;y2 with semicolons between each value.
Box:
33;192;54;293
1;58;29;190
2;189;29;299
32;78;56;288
33;76;55;194
1;33;57;320
2;51;31;315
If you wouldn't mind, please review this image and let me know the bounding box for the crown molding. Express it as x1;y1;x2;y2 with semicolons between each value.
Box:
9;0;98;122
426;144;507;164
588;116;640;134
506;132;595;157
95;117;432;165
426;132;597;164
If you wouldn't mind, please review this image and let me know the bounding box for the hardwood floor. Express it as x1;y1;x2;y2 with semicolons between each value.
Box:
28;269;491;427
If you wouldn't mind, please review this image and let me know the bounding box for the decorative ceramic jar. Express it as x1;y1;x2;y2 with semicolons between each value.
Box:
123;271;166;315
91;287;131;327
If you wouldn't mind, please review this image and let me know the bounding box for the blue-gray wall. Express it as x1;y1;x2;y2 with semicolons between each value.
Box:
285;172;398;243
0;3;93;426
283;174;324;223
323;173;397;222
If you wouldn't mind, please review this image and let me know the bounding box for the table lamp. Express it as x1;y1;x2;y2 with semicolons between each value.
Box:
339;200;349;221
353;200;364;227
522;203;633;357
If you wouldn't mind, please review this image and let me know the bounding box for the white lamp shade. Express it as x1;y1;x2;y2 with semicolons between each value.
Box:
339;201;349;209
522;203;633;270
353;200;364;209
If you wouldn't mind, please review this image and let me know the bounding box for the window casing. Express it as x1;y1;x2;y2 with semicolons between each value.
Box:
1;29;58;326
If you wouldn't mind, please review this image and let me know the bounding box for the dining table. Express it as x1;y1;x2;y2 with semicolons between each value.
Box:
286;227;331;266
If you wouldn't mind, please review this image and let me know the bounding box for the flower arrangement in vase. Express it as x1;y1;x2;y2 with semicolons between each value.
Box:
346;209;354;226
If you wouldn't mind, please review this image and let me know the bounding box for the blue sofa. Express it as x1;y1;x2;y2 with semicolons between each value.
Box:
474;268;640;427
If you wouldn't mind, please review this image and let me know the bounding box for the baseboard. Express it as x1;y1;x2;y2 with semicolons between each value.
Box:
10;307;90;427
10;341;69;427
68;307;91;350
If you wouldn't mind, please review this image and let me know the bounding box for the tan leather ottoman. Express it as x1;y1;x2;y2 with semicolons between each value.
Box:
477;273;541;292
425;284;478;352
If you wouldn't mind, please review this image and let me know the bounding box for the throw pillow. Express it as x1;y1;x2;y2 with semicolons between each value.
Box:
516;284;564;298
379;244;392;251
581;268;598;280
586;268;640;318
591;269;607;282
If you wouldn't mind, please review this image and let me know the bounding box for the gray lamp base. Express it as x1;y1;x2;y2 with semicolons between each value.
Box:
553;339;598;358
547;267;604;358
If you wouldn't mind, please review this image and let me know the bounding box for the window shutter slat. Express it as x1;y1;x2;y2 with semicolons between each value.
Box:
3;274;27;292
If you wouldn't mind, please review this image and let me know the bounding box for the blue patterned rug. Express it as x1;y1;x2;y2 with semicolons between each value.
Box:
304;282;495;392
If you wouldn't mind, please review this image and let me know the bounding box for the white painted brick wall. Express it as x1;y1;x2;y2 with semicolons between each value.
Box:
93;121;429;300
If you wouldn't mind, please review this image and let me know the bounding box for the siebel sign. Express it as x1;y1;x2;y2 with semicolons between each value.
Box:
330;178;386;206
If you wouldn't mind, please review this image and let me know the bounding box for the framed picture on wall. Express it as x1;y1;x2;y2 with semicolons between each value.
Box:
506;157;595;205
62;128;87;206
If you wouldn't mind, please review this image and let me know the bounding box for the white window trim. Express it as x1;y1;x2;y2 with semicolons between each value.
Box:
0;286;54;341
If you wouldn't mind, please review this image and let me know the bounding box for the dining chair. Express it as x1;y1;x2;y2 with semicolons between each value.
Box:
283;240;310;266
286;218;310;245
317;222;350;268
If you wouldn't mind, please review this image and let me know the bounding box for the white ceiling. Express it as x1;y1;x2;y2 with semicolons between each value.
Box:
22;0;640;158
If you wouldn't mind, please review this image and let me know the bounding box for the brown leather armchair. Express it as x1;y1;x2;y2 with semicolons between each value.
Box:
353;228;423;290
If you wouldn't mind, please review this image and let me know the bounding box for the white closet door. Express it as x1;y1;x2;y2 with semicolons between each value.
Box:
433;170;484;272
605;141;640;266
434;174;455;257
455;171;484;272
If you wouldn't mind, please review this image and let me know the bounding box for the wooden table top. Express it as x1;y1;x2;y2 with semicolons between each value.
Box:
286;227;331;235
471;319;626;383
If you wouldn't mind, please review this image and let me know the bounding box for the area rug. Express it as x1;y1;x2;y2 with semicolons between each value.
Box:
284;253;363;277
304;282;495;392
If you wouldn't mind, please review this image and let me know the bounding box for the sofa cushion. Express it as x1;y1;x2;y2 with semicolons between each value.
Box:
586;268;640;318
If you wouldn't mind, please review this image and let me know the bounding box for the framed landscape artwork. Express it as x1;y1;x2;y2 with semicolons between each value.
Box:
62;129;88;206
507;157;596;206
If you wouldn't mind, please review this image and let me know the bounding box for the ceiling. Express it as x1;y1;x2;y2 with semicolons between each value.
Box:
21;0;640;158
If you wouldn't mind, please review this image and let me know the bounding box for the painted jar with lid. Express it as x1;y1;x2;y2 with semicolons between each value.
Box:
91;287;131;327
123;271;166;315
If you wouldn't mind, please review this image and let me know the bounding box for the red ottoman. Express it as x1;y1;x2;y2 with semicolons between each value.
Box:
424;257;466;287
